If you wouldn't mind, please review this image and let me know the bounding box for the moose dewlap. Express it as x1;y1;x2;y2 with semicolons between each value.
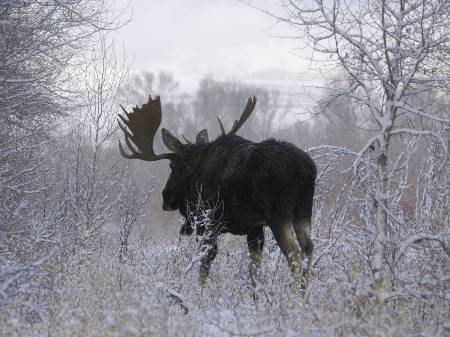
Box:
118;95;317;290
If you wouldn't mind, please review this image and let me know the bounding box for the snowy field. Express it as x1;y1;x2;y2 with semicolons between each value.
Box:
3;220;448;337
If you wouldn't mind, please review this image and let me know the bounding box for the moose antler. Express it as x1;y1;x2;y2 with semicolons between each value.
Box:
117;95;174;161
217;96;257;136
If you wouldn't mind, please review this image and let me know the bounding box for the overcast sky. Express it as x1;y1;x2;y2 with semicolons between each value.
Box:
116;0;320;93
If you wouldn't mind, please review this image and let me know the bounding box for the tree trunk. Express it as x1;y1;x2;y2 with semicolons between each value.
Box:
372;122;392;306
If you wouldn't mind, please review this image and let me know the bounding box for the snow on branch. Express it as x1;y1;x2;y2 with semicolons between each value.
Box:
395;101;450;124
390;128;448;170
396;232;449;264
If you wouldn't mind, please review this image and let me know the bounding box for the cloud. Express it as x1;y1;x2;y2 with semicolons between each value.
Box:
118;0;320;91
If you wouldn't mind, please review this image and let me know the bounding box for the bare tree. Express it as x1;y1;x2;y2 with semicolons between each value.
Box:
58;33;136;247
118;71;180;107
271;0;450;304
0;0;129;321
190;77;290;141
118;185;151;263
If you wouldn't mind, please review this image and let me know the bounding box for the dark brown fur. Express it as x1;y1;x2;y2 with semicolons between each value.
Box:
162;134;317;288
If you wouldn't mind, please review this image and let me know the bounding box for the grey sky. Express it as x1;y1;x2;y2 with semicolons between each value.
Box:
117;0;319;92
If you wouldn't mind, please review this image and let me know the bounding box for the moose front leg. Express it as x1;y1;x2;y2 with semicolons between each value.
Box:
247;228;265;290
198;236;218;287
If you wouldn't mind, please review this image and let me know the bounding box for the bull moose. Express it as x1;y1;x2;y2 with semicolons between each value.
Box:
118;95;316;289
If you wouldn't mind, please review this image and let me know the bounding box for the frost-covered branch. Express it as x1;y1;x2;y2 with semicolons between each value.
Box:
396;232;449;263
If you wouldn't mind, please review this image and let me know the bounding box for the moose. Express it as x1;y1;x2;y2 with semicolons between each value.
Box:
118;95;317;289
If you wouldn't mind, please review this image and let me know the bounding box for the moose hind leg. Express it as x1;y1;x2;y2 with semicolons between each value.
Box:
247;228;265;290
270;220;302;276
199;236;218;287
292;215;314;289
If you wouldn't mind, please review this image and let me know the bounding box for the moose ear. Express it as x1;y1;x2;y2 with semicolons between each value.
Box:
161;128;184;153
195;129;209;144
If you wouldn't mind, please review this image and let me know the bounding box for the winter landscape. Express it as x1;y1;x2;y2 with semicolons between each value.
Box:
1;1;449;336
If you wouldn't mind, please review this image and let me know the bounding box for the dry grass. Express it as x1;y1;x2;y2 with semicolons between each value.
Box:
3;226;448;337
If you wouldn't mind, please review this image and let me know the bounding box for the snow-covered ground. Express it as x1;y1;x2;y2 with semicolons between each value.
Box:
3;225;448;337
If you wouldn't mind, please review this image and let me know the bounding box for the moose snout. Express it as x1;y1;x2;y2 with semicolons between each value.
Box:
162;201;173;211
162;187;178;211
162;196;178;211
